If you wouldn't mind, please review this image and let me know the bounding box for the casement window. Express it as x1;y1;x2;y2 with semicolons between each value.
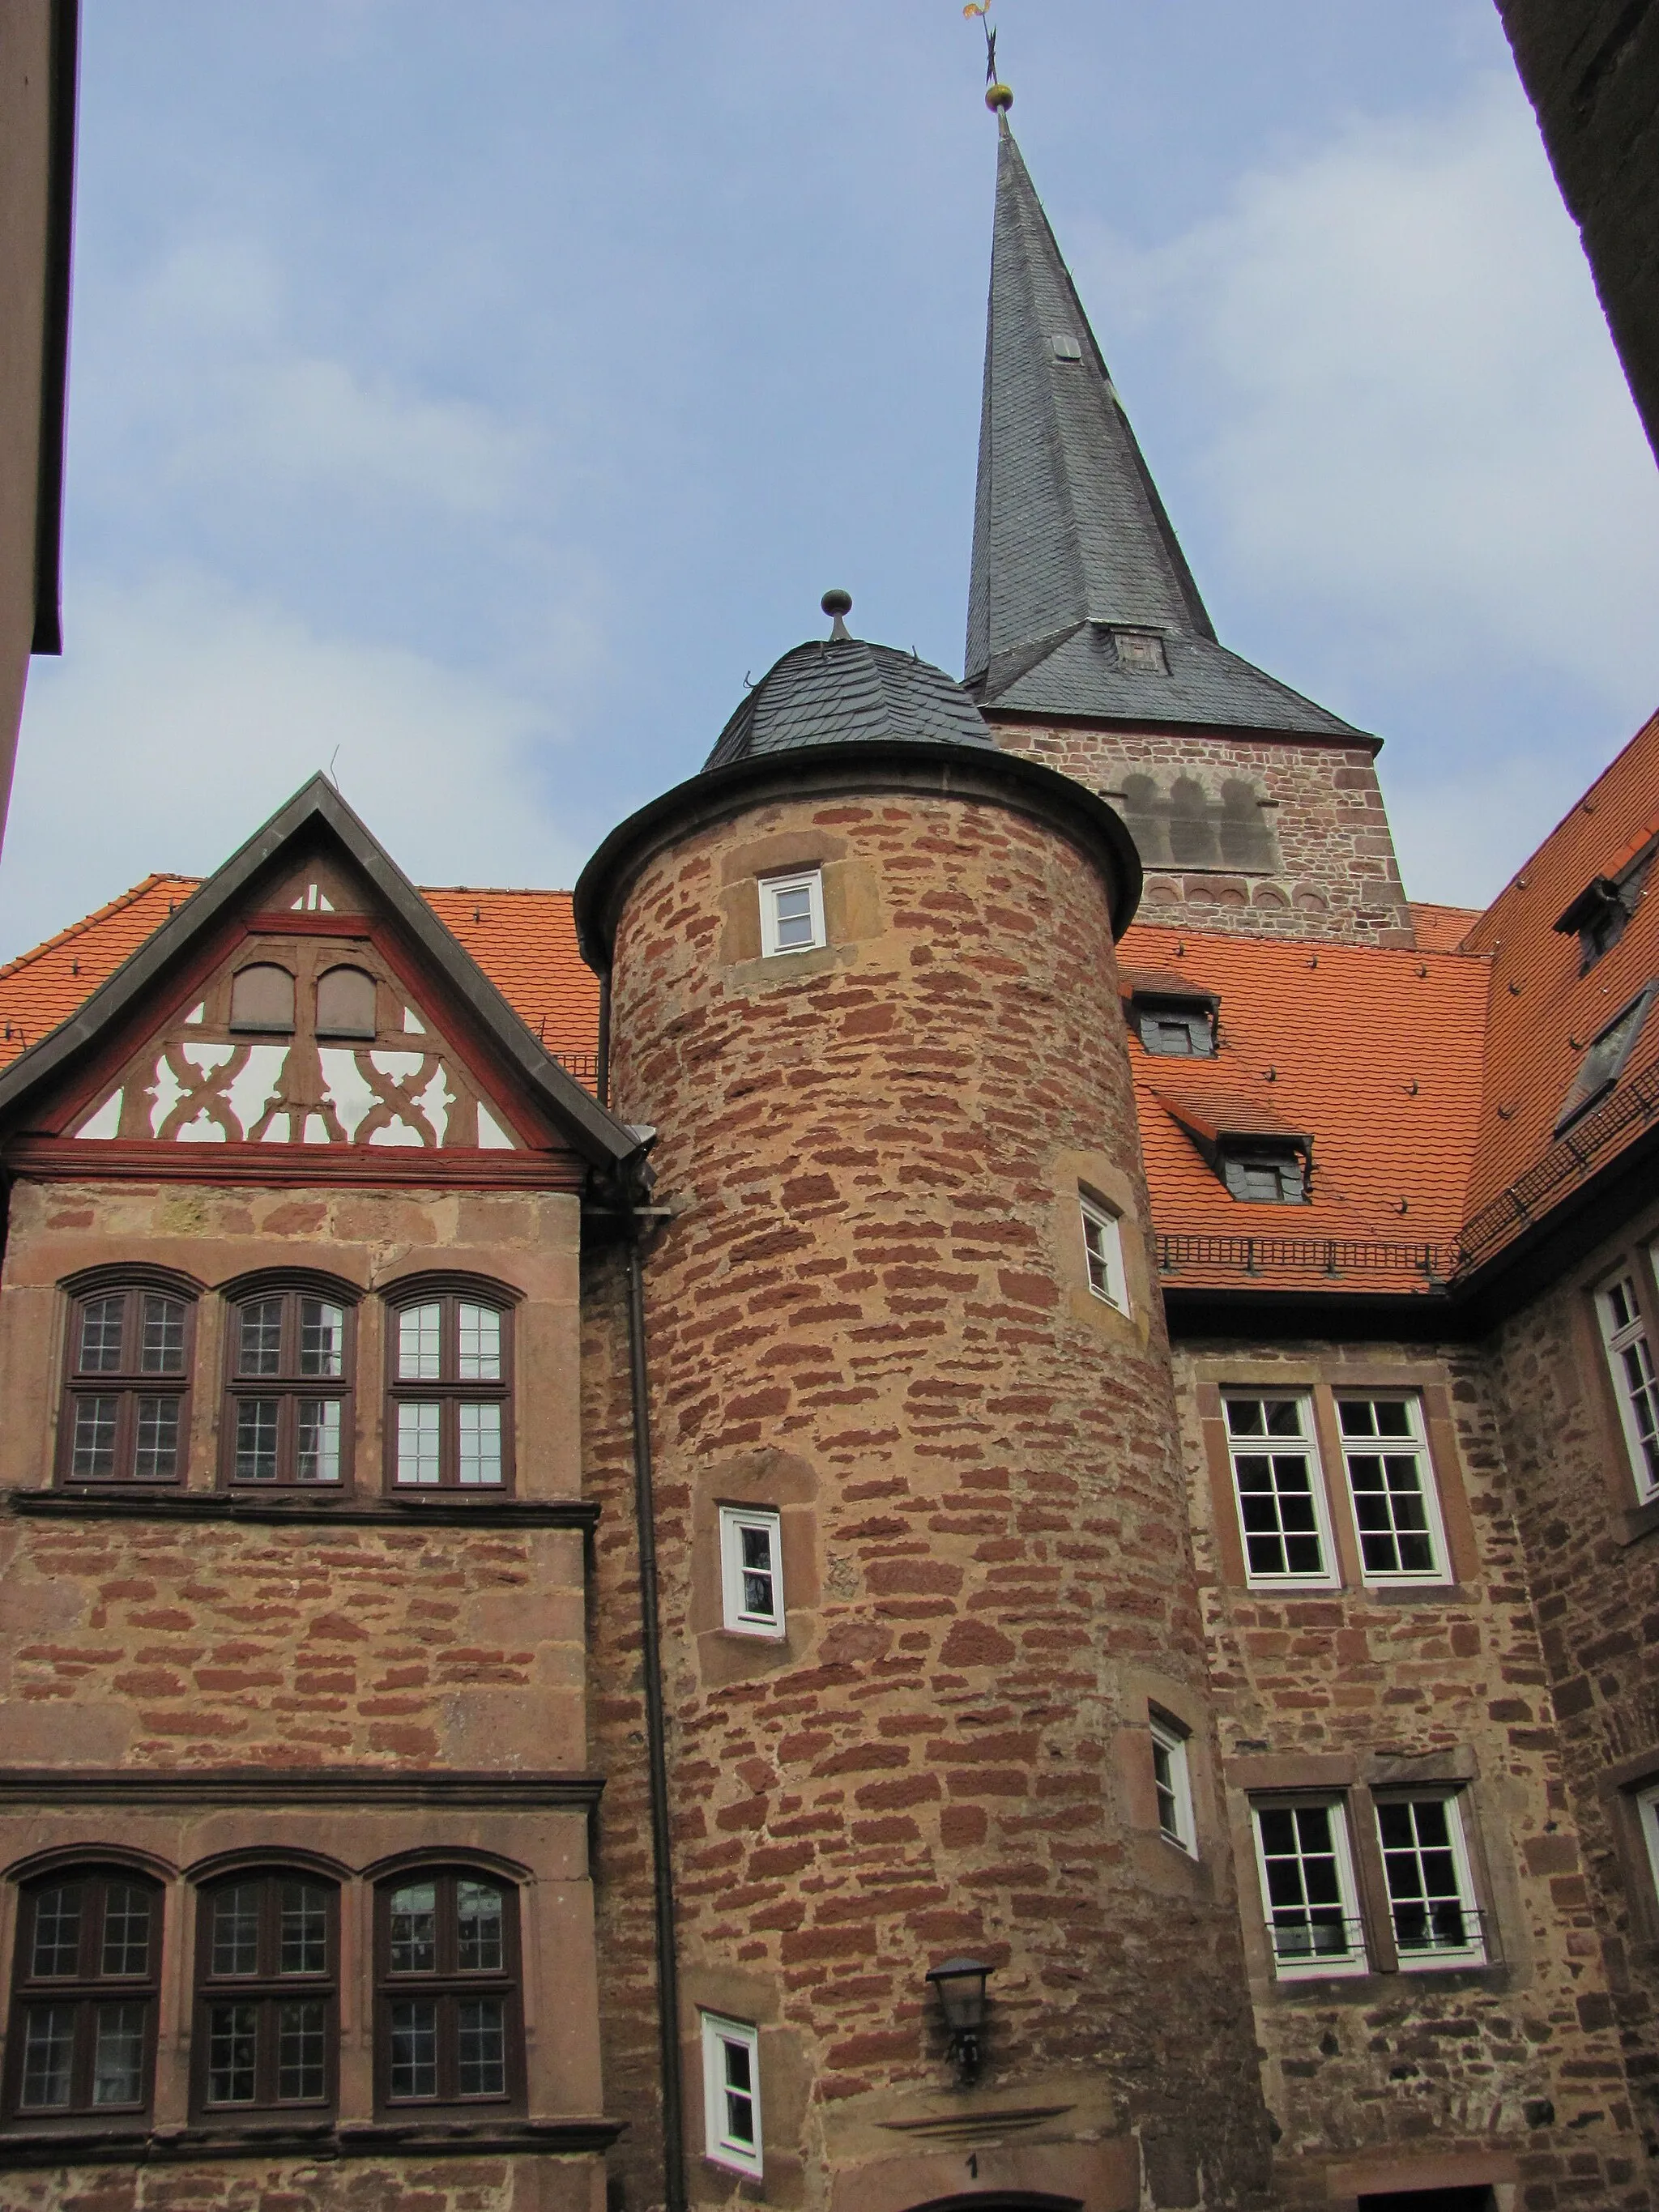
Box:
194;1873;337;2114
701;2012;762;2179
1150;1713;1195;1855
59;1280;194;1485
1251;1801;1367;1979
4;1869;161;2117
1224;1394;1337;1588
1335;1396;1451;1583
1080;1193;1129;1312
720;1507;786;1638
757;869;825;957
225;1284;353;1487
386;1289;513;1490
376;1871;522;2110
1375;1794;1485;1968
1597;1271;1659;1500
1636;1783;1659;1905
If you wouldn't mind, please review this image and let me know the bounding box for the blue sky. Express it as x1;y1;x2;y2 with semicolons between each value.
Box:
5;0;1657;957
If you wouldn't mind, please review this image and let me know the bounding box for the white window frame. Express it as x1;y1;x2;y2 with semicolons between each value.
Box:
1636;1782;1659;1904
1251;1797;1368;1981
1149;1713;1196;1856
701;2012;762;2179
1080;1193;1129;1314
757;868;825;958
1374;1791;1486;1971
719;1506;786;1639
1333;1392;1452;1587
1223;1392;1340;1592
1597;1268;1659;1501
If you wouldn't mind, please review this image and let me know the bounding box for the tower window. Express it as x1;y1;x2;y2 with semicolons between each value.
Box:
1080;1193;1128;1312
758;870;825;957
1150;1712;1195;1855
1110;628;1167;676
1596;1268;1659;1499
719;1506;786;1638
701;2013;762;2180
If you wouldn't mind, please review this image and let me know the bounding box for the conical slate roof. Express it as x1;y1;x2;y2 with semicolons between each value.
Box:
965;121;1365;744
704;634;996;770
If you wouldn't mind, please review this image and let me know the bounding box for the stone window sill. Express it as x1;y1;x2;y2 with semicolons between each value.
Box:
1268;1961;1511;2003
0;2116;621;2168
1617;1494;1659;1547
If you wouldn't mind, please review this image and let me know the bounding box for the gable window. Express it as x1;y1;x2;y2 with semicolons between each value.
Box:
1222;1146;1307;1204
701;2013;762;2180
194;1872;336;2114
386;1288;513;1490
1375;1794;1485;1968
376;1870;521;2111
315;965;378;1040
1556;983;1659;1134
225;1283;353;1488
1080;1193;1129;1312
1335;1396;1451;1583
5;1869;161;2117
757;869;825;958
1252;1801;1366;1979
1225;1394;1337;1588
1150;1712;1195;1855
1596;1271;1659;1499
59;1280;194;1485
228;963;296;1035
720;1507;786;1638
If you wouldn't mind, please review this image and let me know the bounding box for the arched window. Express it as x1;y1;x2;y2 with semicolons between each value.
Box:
376;1869;522;2111
194;1871;337;2116
228;964;296;1034
224;1279;355;1488
59;1276;195;1485
4;1867;161;2118
385;1286;513;1491
315;965;378;1040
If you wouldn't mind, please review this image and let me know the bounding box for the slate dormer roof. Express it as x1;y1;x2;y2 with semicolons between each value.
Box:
704;636;997;769
965;121;1367;746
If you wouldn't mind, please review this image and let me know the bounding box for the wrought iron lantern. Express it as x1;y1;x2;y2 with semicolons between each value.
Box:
926;1956;992;2085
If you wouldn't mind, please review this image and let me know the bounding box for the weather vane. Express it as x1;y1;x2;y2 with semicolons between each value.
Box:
963;3;1013;116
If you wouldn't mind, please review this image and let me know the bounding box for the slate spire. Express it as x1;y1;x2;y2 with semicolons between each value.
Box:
965;119;1364;742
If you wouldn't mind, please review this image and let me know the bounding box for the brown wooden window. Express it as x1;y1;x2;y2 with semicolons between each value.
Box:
224;1282;355;1488
193;1872;337;2116
375;1870;522;2112
59;1281;194;1485
315;965;377;1039
386;1289;513;1491
4;1869;161;2120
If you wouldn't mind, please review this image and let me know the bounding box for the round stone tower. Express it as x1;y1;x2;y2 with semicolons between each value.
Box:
576;607;1273;2212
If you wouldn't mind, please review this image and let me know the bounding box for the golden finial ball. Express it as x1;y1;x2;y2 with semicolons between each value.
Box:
986;82;1013;113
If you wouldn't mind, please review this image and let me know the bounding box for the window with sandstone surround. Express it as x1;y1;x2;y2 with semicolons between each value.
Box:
701;2012;763;2180
224;1279;356;1490
58;1276;196;1487
374;1870;522;2114
1223;1394;1339;1590
1080;1191;1129;1313
193;1871;337;2117
3;1868;162;2122
720;1506;786;1637
1250;1800;1367;1980
1373;1792;1486;1970
757;868;825;957
1150;1711;1195;1856
1636;1783;1659;1906
385;1285;514;1492
1596;1269;1659;1501
1334;1395;1452;1585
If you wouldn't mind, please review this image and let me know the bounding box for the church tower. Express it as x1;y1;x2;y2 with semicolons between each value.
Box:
967;113;1417;947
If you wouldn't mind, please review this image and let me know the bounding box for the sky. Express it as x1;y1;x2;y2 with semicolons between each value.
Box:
5;0;1658;959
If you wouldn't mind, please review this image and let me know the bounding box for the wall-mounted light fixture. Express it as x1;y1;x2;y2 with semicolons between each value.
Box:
926;1956;992;2086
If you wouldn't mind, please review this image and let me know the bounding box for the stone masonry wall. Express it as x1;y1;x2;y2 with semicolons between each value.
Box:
1173;1334;1652;2210
987;720;1416;946
4;2150;604;2212
601;784;1274;2211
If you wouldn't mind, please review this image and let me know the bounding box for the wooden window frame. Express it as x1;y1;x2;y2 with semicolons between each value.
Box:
1080;1192;1129;1314
373;1868;524;2116
1222;1390;1341;1592
757;869;826;958
1332;1392;1453;1587
2;1867;163;2124
221;1276;358;1493
1249;1795;1369;1982
719;1505;786;1638
191;1869;339;2119
700;2010;763;2180
382;1285;515;1495
1370;1788;1487;1972
1150;1710;1196;1857
1596;1264;1659;1502
57;1275;197;1490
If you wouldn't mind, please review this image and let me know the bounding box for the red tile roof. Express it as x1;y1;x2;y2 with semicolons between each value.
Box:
1408;901;1481;953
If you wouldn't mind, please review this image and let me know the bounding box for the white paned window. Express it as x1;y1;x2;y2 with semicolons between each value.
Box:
758;870;825;958
1597;1272;1659;1499
1224;1395;1338;1588
1375;1794;1486;1969
458;1303;501;1380
458;1402;503;1486
720;1507;786;1638
1335;1395;1451;1583
1636;1784;1659;1904
1080;1194;1129;1313
1150;1715;1195;1856
398;1303;443;1382
701;2013;762;2178
396;1401;442;1486
1252;1801;1367;1979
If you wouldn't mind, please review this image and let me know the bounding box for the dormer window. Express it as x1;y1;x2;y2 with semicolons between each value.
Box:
1555;982;1659;1135
1222;1148;1308;1205
1108;629;1168;676
1555;846;1653;972
1123;971;1218;1059
1158;1090;1313;1205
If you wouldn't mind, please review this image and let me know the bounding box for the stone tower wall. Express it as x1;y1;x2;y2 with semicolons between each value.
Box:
597;779;1273;2210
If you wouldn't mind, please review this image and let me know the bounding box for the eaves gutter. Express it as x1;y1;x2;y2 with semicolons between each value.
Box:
31;0;79;659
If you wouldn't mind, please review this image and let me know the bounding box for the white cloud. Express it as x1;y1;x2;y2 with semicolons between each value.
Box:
0;569;591;961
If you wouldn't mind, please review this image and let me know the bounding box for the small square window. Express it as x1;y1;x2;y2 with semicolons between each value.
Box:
1080;1194;1129;1313
701;2013;762;2179
1150;1714;1195;1856
719;1507;785;1638
758;870;825;958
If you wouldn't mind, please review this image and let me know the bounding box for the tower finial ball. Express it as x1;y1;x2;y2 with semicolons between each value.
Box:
986;82;1013;113
821;589;852;617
